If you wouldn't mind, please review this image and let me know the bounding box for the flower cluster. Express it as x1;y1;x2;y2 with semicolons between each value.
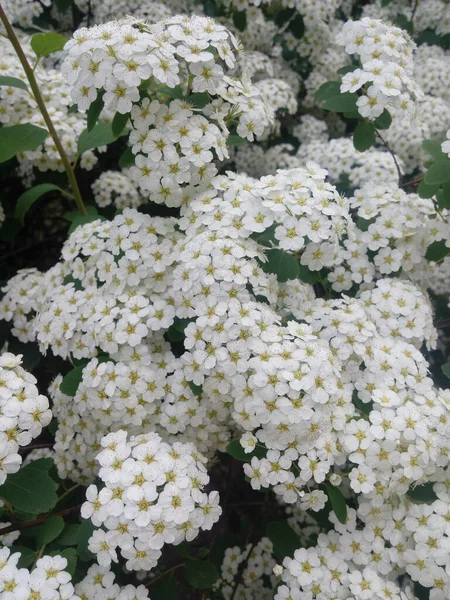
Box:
91;170;141;209
0;352;51;484
336;17;423;120
62;15;273;204
75;562;151;599
81;430;221;571
214;538;276;600
0;548;76;600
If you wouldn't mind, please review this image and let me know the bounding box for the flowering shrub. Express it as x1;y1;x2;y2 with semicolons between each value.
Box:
0;1;449;600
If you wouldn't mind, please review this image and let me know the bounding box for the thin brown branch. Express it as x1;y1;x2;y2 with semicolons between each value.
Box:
376;130;403;185
0;504;82;536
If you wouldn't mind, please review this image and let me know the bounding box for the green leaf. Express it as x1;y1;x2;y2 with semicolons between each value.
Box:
353;121;375;152
150;573;180;600
314;81;341;102
322;93;358;113
119;147;135;168
417;180;439;199
184;560;219;590
324;483;347;524
58;548;77;576
157;85;183;99
373;109;392;130
60;366;84;396
262;249;299;282
76;518;95;562
337;65;357;75
87;94;104;132
0;461;57;514
233;10;247;32
227;134;247;146
442;363;450;379
0;124;48;163
188;93;210;109
297;265;319;284
10;547;35;568
0;76;28;92
111;111;129;137
78;122;124;153
381;0;393;5
407;482;437;503
188;381;202;397
37;516;65;548
68;214;105;235
422;139;446;161
290;14;305;39
54;0;73;11
31;32;69;57
58;524;80;546
425;241;449;263
64;205;98;222
437;182;450;209
266;521;302;559
425;159;450;186
395;14;414;34
225;439;266;462
15;183;61;225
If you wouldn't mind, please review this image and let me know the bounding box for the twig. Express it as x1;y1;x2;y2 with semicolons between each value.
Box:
0;504;82;536
230;541;255;600
411;0;420;24
19;442;54;453
400;177;423;188
0;4;87;216
145;563;184;588
376;130;403;185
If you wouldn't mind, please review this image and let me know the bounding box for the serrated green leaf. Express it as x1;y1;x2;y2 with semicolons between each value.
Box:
314;81;341;102
373;109;392;130
87;93;104;131
0;76;28;92
15;183;62;225
37;516;64;548
111;111;129;137
78;122;124;153
0;124;48;163
417;180;439;199
0;462;58;514
184;560;219;590
266;520;302;558
60;366;84;396
442;363;450;379
262;249;299;282
353;121;375;152
324;483;347;524
425;159;450;186
322;93;358;113
31;32;69;57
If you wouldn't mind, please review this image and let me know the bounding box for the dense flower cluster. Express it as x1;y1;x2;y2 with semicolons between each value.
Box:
336;18;423;120
61;15;272;205
82;430;220;570
91;170;141;209
75;563;152;599
0;352;51;484
0;548;76;599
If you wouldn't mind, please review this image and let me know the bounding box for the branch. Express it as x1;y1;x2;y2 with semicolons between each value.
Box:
0;4;87;216
0;504;82;536
375;130;403;185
